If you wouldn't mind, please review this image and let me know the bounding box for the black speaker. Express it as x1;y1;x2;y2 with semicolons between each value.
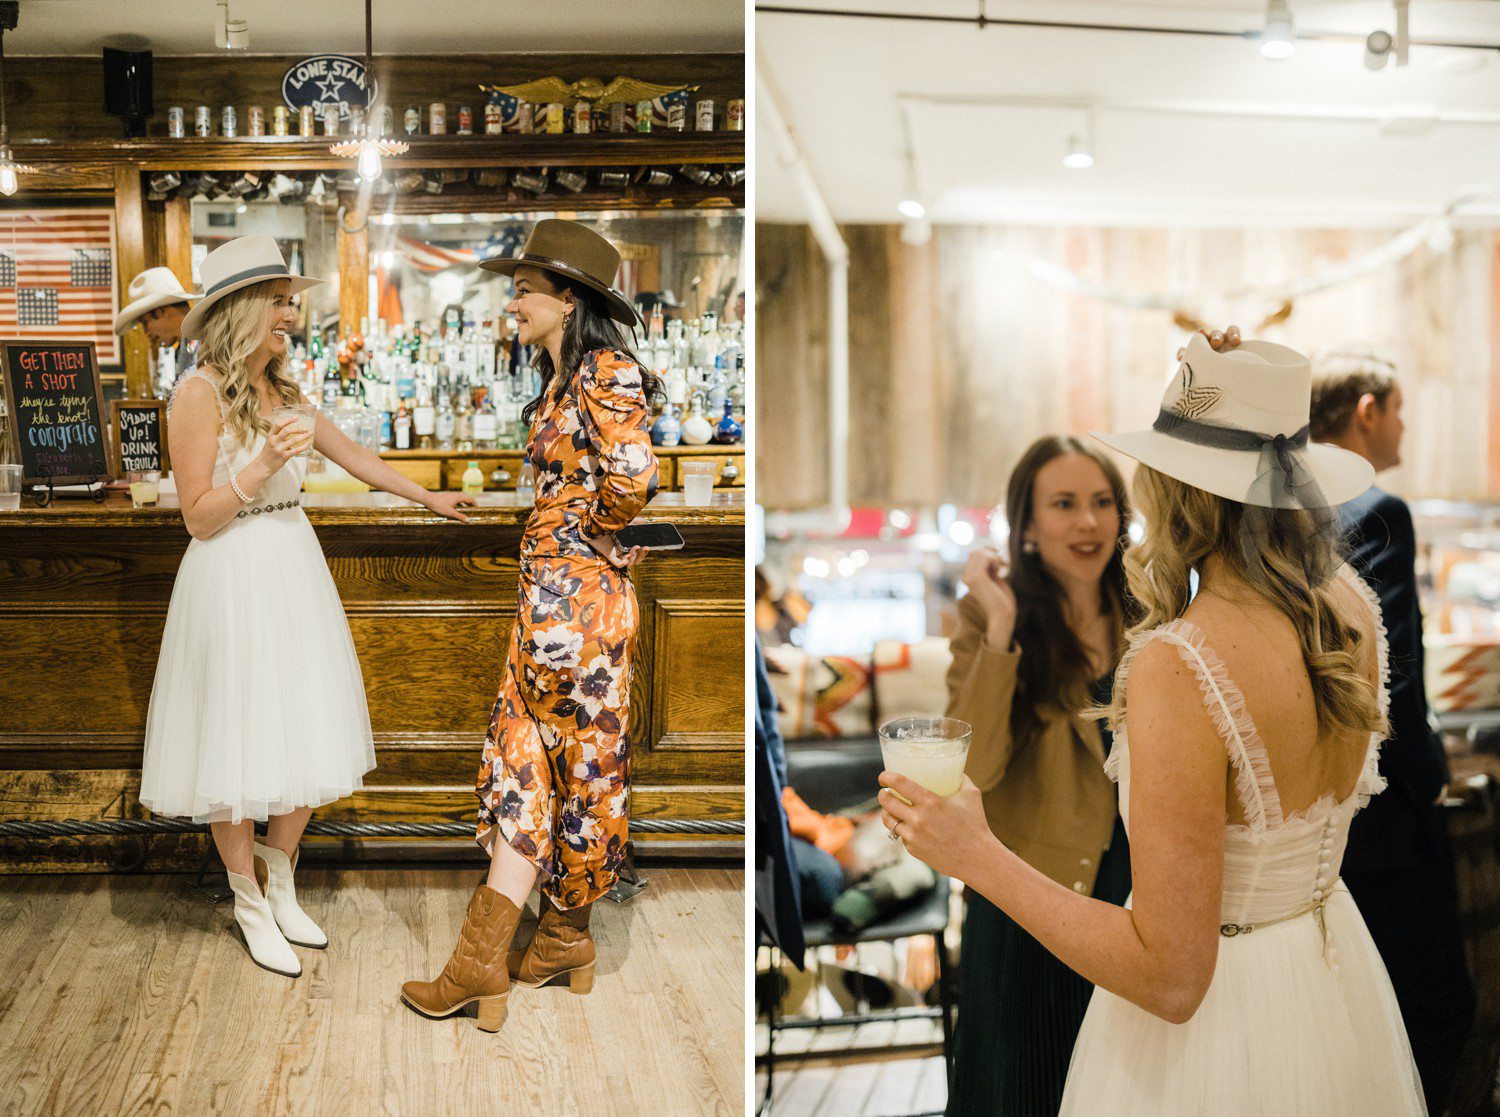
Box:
102;48;153;138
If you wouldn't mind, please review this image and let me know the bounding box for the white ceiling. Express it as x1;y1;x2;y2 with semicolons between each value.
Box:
756;0;1500;226
8;0;744;55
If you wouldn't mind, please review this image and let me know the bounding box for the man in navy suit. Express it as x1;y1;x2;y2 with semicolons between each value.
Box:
1312;350;1475;1115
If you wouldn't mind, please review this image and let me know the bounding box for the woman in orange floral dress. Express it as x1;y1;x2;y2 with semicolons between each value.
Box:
402;220;661;1032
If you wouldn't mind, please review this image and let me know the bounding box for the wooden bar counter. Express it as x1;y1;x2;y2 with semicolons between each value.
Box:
0;490;745;872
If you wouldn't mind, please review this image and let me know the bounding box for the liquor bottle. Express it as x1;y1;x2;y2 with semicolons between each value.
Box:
394;399;413;450
472;388;498;448
435;382;456;449
680;394;713;445
321;357;342;407
413;381;436;449
454;377;473;449
713;399;744;444
461;460;484;495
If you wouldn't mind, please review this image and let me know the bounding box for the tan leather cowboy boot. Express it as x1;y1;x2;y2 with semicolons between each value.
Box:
401;884;523;1031
508;894;596;994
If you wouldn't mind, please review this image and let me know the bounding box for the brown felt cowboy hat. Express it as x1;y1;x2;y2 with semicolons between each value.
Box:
478;219;641;329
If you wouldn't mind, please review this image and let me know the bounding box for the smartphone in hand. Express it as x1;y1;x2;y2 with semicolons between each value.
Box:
615;522;685;551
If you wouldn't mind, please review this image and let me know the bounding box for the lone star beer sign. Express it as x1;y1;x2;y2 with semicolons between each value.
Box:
281;55;376;120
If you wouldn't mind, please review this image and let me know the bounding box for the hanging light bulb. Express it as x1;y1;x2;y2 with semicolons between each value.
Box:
1261;0;1296;60
1062;134;1094;169
0;162;16;197
330;0;407;179
0;17;33;197
357;142;382;182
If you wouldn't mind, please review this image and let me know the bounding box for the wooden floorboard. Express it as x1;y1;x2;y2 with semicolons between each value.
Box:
0;866;744;1116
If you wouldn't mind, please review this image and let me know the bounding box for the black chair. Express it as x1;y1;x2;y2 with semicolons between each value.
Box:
757;735;956;1115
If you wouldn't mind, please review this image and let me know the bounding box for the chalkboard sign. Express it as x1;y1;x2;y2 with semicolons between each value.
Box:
110;399;169;476
0;341;112;485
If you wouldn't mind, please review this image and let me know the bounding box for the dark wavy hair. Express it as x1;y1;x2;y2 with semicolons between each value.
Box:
1005;435;1140;752
520;273;664;424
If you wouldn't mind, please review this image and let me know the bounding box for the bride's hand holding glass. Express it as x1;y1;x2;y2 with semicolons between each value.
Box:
878;771;998;881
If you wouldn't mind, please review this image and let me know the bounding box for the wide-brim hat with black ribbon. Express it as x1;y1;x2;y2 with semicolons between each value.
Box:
180;235;323;342
1092;333;1374;510
114;267;200;334
477;219;641;329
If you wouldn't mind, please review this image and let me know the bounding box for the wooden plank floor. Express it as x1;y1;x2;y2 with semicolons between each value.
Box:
0;866;744;1115
756;1052;948;1116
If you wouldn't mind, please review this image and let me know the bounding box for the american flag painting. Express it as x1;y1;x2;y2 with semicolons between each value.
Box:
0;209;118;364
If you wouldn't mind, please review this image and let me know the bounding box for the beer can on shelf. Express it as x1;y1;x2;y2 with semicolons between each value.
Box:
378;105;395;136
608;102;627;133
429;102;447;134
484;97;504;134
457;105;473;134
247;105;265;136
322;103;341;136
545;103;565;134
221;105;238;137
194;105;212;137
635;100;653;133
516;102;534;134
572;102;591;134
727;98;745;131
299;104;316;136
272;104;290;136
667;100;686;131
695;99;715;131
404;105;420;135
166;107;185;138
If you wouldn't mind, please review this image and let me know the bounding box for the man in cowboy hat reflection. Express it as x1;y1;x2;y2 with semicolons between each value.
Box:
114;266;200;384
1311;349;1475;1117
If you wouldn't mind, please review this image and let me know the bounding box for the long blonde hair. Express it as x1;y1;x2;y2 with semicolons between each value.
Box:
194;282;301;447
1107;465;1386;741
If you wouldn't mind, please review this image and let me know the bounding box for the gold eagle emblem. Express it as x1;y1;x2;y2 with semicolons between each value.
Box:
482;76;695;106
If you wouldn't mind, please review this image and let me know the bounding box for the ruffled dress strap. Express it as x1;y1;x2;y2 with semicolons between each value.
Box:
1106;618;1282;831
168;367;229;423
1335;563;1391;808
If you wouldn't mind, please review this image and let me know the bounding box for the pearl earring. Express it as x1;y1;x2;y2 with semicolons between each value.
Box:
1022;539;1038;554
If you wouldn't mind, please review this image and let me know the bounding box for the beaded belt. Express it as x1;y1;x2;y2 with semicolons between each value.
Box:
236;498;302;519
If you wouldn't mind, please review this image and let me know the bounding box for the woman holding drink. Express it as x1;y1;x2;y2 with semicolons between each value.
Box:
139;235;472;979
939;434;1137;1116
884;331;1425;1113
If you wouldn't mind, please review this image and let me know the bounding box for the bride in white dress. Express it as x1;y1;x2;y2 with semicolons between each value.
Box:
881;329;1427;1114
139;236;473;978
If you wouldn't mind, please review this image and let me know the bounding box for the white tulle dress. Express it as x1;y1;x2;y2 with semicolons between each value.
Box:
139;369;375;824
1059;566;1426;1116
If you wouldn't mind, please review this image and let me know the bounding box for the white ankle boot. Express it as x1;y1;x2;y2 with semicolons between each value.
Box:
253;842;328;949
227;863;301;977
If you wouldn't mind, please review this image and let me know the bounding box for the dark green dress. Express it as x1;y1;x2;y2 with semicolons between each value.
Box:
946;673;1131;1117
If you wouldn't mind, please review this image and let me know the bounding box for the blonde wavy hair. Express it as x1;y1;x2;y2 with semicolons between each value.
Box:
194;282;301;447
1105;465;1386;742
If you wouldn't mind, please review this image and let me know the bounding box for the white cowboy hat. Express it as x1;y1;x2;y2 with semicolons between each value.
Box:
1091;333;1374;509
180;235;322;342
113;267;199;334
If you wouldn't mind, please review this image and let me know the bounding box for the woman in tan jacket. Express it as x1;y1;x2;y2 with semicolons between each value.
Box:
944;434;1136;1115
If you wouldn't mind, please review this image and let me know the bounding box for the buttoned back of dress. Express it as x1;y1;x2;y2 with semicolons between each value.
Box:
1106;565;1389;939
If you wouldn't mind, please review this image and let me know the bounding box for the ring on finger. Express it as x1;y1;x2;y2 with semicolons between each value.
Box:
888;820;901;842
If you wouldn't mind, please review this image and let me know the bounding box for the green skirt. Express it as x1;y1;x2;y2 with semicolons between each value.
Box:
946;815;1131;1117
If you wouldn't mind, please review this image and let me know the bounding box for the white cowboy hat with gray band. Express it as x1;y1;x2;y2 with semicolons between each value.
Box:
1091;332;1374;510
180;235;322;342
113;266;200;335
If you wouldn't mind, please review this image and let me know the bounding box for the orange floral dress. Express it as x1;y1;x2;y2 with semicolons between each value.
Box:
476;348;659;909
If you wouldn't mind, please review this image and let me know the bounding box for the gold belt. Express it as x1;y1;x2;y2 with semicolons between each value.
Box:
1220;880;1344;970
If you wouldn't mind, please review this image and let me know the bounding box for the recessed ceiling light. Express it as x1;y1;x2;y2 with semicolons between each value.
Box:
897;198;927;219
